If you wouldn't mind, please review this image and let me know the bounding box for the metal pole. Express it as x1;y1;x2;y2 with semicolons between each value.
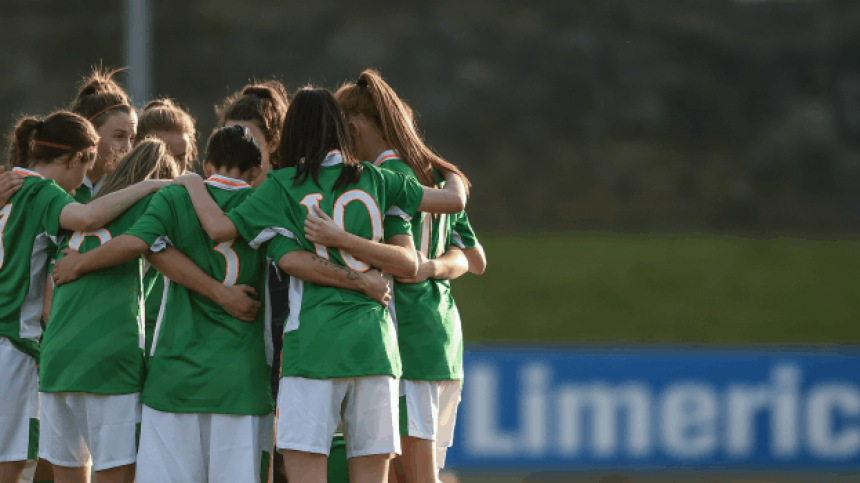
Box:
125;0;150;108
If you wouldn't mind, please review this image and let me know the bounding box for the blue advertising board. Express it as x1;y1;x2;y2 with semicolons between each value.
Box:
444;345;860;470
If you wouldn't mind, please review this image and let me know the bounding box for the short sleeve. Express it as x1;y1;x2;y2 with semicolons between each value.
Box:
450;212;478;249
125;191;175;247
380;169;423;218
227;177;299;249
383;214;412;240
34;182;76;237
266;235;304;265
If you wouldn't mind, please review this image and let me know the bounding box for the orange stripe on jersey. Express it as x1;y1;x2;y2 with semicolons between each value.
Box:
374;153;399;167
204;176;251;189
12;168;44;179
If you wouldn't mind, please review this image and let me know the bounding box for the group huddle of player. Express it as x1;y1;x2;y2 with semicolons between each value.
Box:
0;67;485;483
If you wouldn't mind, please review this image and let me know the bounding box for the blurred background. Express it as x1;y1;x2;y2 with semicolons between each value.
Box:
3;0;860;481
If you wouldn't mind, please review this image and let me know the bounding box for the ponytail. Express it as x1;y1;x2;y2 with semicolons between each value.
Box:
93;137;178;200
8;111;99;168
335;69;471;193
70;65;135;128
217;80;289;168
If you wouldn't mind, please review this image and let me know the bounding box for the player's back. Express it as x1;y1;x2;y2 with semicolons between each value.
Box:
132;177;272;416
0;168;74;359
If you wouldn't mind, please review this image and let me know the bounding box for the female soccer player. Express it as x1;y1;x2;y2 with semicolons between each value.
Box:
51;125;393;483
39;138;179;483
136;98;197;174
69;66;138;202
174;87;468;483
216;81;289;187
0;111;167;483
333;70;486;483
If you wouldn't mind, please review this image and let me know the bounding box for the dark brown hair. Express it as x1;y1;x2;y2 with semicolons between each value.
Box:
135;98;198;161
8;111;99;168
206;125;262;173
217;80;289;168
280;87;361;191
335;69;470;192
93;137;179;200
69;66;135;129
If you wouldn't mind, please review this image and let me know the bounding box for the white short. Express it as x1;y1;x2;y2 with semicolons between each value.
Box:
277;375;400;458
136;405;274;483
39;392;141;471
400;379;462;444
0;337;39;464
435;380;462;469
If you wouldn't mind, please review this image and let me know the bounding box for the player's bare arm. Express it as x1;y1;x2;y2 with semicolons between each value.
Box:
417;170;468;214
52;234;149;286
0;166;24;206
59;179;168;232
463;242;486;275
173;173;239;243
304;205;419;278
396;245;470;284
147;248;260;322
278;250;392;307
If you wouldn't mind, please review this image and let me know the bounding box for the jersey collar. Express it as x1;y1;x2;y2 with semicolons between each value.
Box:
373;149;399;167
204;175;252;191
321;150;343;167
81;175;105;196
12;167;44;178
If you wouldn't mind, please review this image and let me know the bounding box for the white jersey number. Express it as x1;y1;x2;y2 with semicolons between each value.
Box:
213;240;239;287
0;204;11;270
300;190;383;272
69;229;113;251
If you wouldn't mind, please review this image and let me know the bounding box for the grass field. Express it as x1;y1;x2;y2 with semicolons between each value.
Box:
452;232;860;343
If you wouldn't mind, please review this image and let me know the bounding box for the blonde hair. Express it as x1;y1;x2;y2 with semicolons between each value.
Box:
93;137;178;200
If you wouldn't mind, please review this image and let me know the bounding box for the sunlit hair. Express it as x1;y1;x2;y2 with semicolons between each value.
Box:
135;98;198;162
93;137;178;200
280;86;361;191
335;69;470;192
7;111;98;169
69;65;135;129
217;80;289;168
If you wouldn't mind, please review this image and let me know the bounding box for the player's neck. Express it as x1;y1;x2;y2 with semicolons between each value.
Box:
366;142;395;164
209;167;252;183
87;160;107;184
31;162;64;181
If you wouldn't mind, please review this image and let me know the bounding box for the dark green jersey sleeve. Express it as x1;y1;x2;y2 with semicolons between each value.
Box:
36;182;76;237
226;177;298;249
267;235;304;265
449;211;478;249
125;190;176;248
383;215;412;239
380;169;424;218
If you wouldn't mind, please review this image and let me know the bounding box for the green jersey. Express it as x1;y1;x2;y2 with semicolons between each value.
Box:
0;168;75;360
126;176;273;416
227;151;424;380
40;196;153;394
72;176;104;204
377;152;478;380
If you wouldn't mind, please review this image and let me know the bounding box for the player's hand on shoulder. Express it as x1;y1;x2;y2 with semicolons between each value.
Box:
172;173;203;186
361;268;391;307
218;284;261;322
305;205;346;248
52;248;85;286
0;165;24;205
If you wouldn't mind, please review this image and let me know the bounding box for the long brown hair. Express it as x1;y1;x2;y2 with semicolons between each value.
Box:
217;80;289;168
136;98;198;161
8;111;99;168
93;137;178;200
335;69;470;192
70;65;135;129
